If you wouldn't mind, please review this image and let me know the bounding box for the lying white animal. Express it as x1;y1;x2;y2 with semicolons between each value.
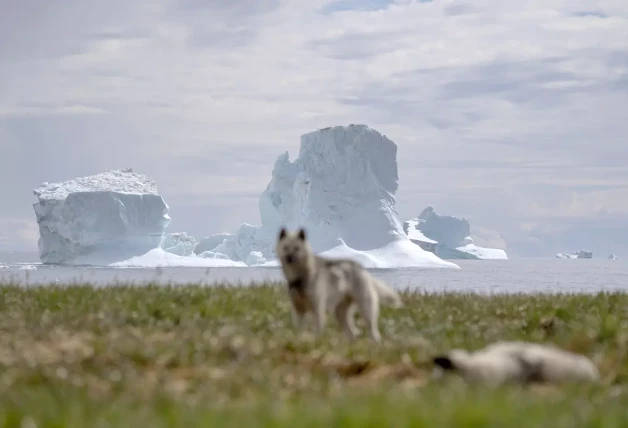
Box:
433;341;600;386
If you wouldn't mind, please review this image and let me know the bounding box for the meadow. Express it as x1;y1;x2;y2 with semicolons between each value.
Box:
0;282;627;427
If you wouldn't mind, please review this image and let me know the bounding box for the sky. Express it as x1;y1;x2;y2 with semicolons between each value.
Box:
1;0;627;258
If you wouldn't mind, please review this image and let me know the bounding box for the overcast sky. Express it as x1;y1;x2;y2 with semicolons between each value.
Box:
1;0;627;257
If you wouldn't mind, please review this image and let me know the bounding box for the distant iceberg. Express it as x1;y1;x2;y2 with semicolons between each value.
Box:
403;207;508;260
609;254;619;260
556;250;593;259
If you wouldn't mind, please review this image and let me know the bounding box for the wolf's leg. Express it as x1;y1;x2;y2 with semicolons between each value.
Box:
345;304;360;336
356;287;382;343
290;304;306;331
312;295;327;337
335;300;359;339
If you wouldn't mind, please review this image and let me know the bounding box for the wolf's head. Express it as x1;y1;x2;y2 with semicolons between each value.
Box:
276;227;312;269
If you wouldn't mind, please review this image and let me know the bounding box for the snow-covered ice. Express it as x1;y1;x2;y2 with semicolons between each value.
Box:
110;248;246;268
199;125;458;269
161;232;197;256
556;253;574;259
404;207;508;260
403;218;438;253
33;168;172;265
557;250;593;259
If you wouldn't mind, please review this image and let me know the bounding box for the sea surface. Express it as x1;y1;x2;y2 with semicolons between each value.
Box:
1;251;626;294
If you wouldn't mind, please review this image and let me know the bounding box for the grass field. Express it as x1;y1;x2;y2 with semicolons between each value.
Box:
0;282;627;427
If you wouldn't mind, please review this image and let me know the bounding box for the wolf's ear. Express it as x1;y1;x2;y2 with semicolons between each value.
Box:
279;227;287;241
433;356;455;370
297;228;306;241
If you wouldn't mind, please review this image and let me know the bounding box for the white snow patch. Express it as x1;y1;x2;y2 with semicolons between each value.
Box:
33;168;157;200
259;239;454;269
404;219;437;244
110;248;246;268
321;238;457;269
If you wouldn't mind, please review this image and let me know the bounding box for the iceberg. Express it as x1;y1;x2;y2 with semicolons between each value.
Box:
194;233;232;255
161;232;197;256
32;169;242;267
33;168;171;265
199;125;458;269
609;254;619;260
403;207;508;260
556;250;593;259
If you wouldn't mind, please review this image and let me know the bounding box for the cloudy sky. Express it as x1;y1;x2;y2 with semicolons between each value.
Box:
1;0;627;257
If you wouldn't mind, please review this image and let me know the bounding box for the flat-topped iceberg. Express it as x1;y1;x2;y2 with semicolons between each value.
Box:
32;168;171;264
198;125;458;269
404;207;508;260
32;169;242;267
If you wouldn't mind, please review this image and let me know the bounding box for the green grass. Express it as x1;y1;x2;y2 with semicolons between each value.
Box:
0;282;627;427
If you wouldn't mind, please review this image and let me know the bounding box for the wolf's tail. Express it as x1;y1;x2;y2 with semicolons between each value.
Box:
373;278;403;308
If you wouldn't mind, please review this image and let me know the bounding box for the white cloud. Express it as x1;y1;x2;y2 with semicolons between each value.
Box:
0;104;108;118
1;0;627;255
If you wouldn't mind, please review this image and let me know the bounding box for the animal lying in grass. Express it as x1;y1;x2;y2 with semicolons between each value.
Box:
275;227;402;342
433;341;600;386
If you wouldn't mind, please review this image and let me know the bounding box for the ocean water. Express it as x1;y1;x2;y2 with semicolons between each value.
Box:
1;252;626;293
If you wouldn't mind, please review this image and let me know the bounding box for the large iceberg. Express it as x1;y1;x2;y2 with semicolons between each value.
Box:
32;169;242;267
403;207;508;260
32;168;171;264
197;124;458;269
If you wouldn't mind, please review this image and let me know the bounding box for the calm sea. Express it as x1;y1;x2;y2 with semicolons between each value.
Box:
1;251;626;294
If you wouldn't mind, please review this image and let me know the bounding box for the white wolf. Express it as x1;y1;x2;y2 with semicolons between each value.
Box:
275;227;402;342
433;341;600;386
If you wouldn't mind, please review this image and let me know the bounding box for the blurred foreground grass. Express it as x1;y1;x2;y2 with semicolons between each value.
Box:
0;282;627;427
